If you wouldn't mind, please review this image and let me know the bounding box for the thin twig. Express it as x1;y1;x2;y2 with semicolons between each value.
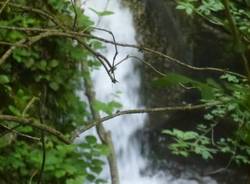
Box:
79;40;117;82
92;27;118;69
0;124;40;141
22;96;39;116
0;41;27;47
29;170;38;184
128;55;167;76
82;33;247;79
0;2;65;29
37;86;47;184
70;0;78;30
0;0;11;15
0;115;70;144
205;146;236;175
0;39;26;65
0;25;58;32
112;55;129;69
222;0;250;79
0;25;246;79
0;124;22;137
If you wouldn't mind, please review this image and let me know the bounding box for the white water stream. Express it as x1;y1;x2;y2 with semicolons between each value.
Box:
83;0;218;183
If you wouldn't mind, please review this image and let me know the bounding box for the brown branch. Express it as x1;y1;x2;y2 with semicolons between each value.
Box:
79;40;117;82
0;41;27;47
222;0;250;79
0;39;26;65
127;55;166;76
22;96;39;116
0;29;116;82
0;31;62;66
79;33;247;79
0;115;70;144
70;0;78;30
0;124;40;141
0;25;246;79
92;27;118;68
71;102;219;140
0;2;65;29
0;0;11;15
205;145;236;175
0;25;58;32
81;62;120;184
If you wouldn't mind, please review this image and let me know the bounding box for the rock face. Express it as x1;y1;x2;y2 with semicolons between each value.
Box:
123;0;250;183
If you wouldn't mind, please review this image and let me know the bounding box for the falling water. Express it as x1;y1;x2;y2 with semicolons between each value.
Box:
83;0;218;183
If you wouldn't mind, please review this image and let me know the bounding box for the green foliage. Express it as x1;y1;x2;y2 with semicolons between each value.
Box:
155;0;250;165
94;100;122;115
153;72;221;99
160;72;250;164
89;8;114;17
0;0;111;183
176;0;250;52
163;128;216;159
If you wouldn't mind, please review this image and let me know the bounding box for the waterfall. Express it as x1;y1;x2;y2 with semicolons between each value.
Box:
83;0;218;183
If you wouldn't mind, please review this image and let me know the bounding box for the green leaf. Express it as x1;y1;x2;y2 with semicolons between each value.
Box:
0;75;10;84
95;144;110;155
186;7;193;15
66;176;86;184
85;135;97;145
49;59;59;68
93;100;121;115
153;73;219;100
38;60;47;71
89;8;114;16
201;150;213;160
8;105;21;116
55;169;66;178
49;82;59;91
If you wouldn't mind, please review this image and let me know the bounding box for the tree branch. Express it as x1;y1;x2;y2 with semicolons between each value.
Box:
0;25;246;79
222;0;250;79
0;2;65;29
0;115;70;144
0;124;40;141
81;62;120;184
71;102;219;140
0;0;11;15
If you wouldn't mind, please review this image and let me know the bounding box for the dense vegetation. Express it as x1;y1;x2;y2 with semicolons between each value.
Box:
0;0;109;183
0;0;250;183
162;0;250;166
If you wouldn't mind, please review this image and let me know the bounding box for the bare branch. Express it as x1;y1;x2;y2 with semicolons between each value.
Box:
79;40;117;83
0;25;245;78
127;55;167;76
92;27;118;69
71;102;219;140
